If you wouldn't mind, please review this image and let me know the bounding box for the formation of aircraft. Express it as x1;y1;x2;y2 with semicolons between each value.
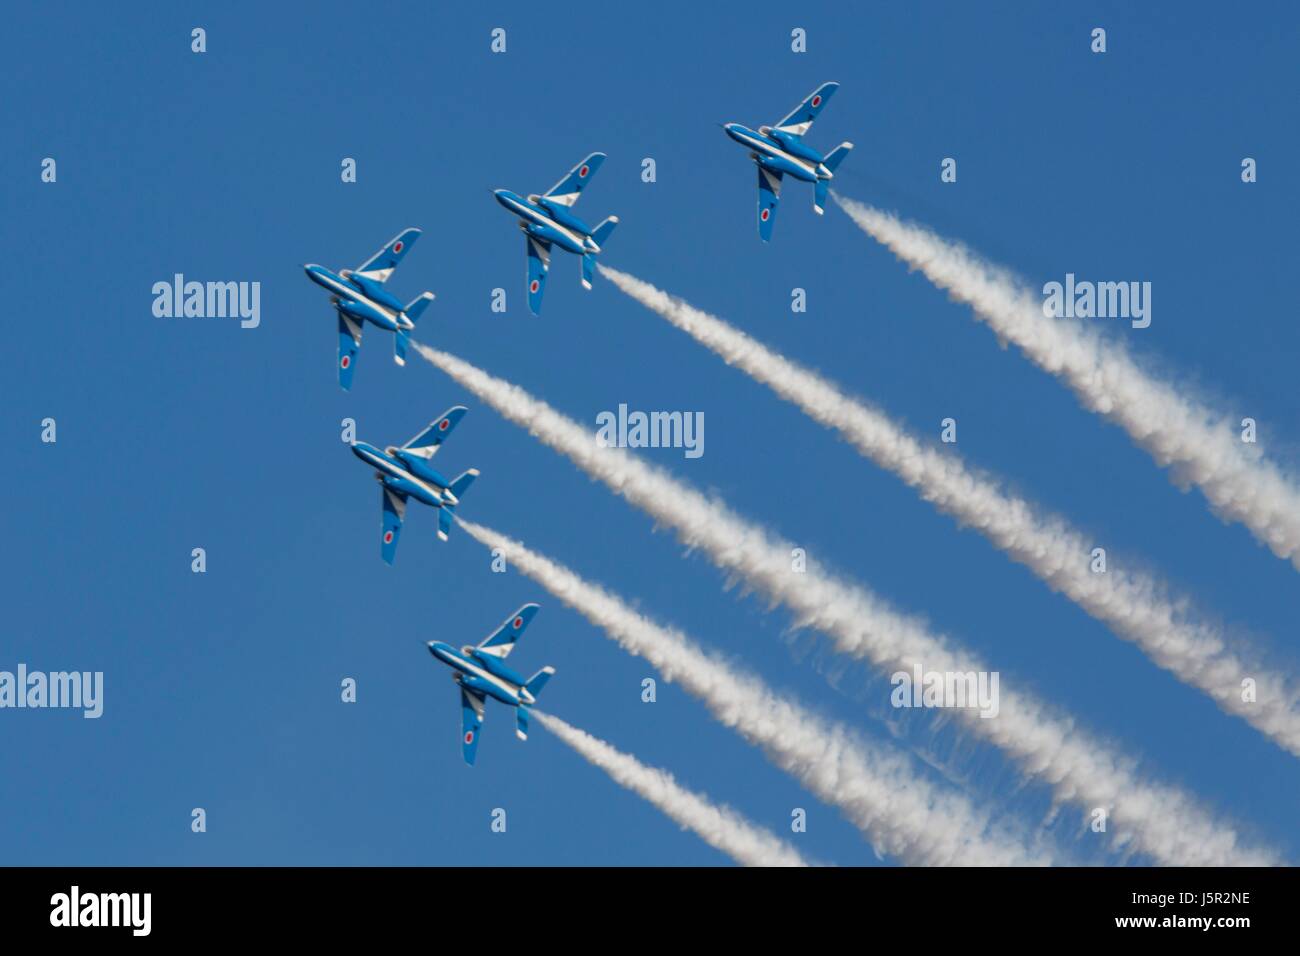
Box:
427;603;556;764
303;228;434;390
349;406;478;564
722;81;854;241
493;152;620;315
305;83;848;763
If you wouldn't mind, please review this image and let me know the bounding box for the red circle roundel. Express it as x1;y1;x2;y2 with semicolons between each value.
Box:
340;355;350;368
393;241;404;254
529;279;540;293
383;531;394;544
579;165;589;178
513;616;524;629
464;731;474;744
760;209;770;221
439;419;449;431
811;95;822;107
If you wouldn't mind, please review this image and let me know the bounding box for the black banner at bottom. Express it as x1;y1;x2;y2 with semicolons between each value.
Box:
0;866;1291;941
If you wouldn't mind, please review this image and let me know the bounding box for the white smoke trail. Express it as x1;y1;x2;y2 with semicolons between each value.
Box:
534;711;811;867
599;265;1300;756
832;192;1300;573
413;341;1275;866
469;521;1051;866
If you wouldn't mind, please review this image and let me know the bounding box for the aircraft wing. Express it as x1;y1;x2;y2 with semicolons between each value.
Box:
460;686;486;765
380;486;407;565
773;81;839;138
337;311;362;391
542;152;606;208
354;227;421;284
525;235;551;315
403;405;468;458
756;165;783;242
476;603;541;660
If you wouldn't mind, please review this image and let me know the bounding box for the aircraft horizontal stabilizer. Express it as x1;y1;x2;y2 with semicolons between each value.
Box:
590;215;619;250
405;291;435;323
448;468;479;501
824;142;854;174
524;665;556;699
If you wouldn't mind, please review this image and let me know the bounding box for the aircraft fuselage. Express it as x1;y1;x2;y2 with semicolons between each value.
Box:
722;123;832;183
303;264;414;333
350;441;452;508
492;189;600;255
427;642;536;707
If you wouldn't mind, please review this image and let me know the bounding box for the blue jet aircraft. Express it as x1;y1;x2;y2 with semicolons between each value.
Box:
722;82;854;241
303;228;434;390
427;603;556;764
492;153;619;315
349;406;478;564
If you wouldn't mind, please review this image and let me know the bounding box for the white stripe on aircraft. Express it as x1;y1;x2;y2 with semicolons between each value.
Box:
454;653;523;703
314;272;404;324
358;449;446;503
506;197;587;249
732;130;818;178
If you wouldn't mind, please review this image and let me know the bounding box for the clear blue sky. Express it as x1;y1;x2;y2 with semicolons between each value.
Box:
3;1;1297;865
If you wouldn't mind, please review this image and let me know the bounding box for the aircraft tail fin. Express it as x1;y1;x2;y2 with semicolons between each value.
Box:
590;215;619;250
824;142;854;174
582;218;618;289
438;468;480;541
429;469;479;542
404;291;435;324
396;293;433;364
515;706;530;740
524;666;556;700
816;145;852;214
